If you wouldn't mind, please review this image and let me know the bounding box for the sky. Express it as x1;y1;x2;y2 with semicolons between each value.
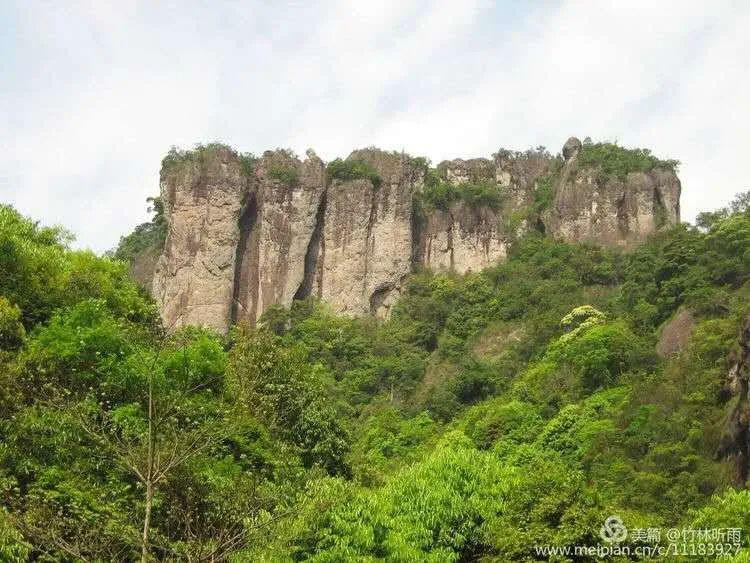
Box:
1;0;748;252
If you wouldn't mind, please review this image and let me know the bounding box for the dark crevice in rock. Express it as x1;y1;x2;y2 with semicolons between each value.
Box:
534;210;546;235
447;212;455;271
653;186;667;229
362;184;379;293
616;193;630;237
294;190;327;301
410;199;426;269
230;192;258;324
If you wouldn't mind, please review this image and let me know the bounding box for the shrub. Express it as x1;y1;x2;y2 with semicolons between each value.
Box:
578;141;679;182
327;158;382;188
0;297;25;350
422;179;505;211
267;164;299;186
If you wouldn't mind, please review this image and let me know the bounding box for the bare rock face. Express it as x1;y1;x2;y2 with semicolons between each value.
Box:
494;148;556;211
418;150;555;274
436;158;495;185
146;138;682;332
562;136;582;160
656;307;694;358
546;145;681;247
232;149;326;324
152;145;248;332
717;314;750;484
130;244;161;291
318;149;421;318
420;203;508;274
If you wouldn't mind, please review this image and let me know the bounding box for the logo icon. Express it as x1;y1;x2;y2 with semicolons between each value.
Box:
600;515;628;543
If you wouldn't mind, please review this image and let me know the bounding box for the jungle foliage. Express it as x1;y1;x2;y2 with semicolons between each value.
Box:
2;197;750;560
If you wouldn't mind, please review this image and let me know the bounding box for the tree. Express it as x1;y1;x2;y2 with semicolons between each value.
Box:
73;336;234;562
227;327;349;475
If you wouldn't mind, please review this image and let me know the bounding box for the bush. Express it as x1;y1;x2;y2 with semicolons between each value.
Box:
578;141;679;182
267;164;299;186
421;179;505;211
327;158;382;188
0;297;25;350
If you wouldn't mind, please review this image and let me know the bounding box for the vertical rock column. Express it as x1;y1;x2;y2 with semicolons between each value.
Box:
152;145;249;332
233;149;326;323
318;149;421;318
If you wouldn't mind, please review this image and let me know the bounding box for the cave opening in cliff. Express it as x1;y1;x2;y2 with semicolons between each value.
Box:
231;192;258;323
293;191;326;301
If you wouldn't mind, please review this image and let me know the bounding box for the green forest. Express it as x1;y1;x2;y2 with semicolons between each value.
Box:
2;183;750;561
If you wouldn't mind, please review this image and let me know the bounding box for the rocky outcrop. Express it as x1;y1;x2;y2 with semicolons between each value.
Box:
656;307;694;358
318;149;421;318
130;244;161;291
148;138;682;332
232;150;327;324
547;137;681;247
152;146;248;332
717;314;750;485
417;150;555;274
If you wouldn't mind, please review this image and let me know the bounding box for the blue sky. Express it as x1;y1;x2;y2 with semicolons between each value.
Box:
1;0;748;251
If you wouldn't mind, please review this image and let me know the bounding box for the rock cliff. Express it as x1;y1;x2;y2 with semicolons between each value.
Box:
149;138;681;332
718;313;750;484
546;137;681;247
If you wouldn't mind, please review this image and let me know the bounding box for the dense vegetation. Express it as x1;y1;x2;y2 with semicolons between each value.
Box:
420;177;506;211
267;164;299;187
161;143;256;179
2;189;750;560
577;139;680;182
326;158;382;189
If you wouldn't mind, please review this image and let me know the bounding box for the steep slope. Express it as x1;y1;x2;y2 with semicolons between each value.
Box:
142;138;681;332
152;145;248;332
319;149;421;318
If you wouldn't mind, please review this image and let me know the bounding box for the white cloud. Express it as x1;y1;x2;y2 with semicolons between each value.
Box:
1;0;747;251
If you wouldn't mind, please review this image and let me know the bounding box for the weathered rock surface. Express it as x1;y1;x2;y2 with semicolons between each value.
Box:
148;138;682;332
232;149;327;324
416;149;555;274
656;307;694;358
318;149;421;317
130;244;161;291
547;137;681;247
152;146;248;332
419;203;509;274
562;136;582;160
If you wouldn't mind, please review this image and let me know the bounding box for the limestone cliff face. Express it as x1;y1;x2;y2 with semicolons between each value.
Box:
149;139;682;332
419;203;508;274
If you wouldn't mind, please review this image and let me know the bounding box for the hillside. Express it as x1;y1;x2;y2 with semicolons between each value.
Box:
2;147;750;560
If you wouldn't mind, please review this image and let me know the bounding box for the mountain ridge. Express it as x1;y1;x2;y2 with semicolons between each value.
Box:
126;137;681;332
